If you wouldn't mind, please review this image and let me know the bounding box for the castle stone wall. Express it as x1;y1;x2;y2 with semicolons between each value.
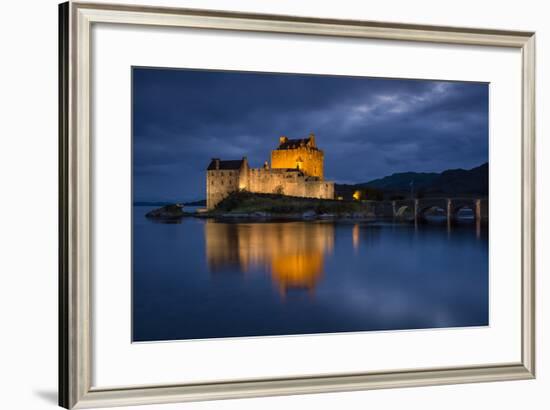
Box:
207;167;335;210
271;147;324;179
247;168;334;199
206;168;241;210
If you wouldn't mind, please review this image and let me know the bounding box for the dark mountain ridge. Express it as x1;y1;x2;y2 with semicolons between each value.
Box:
336;163;488;200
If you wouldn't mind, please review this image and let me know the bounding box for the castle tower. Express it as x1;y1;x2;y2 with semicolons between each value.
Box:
205;134;334;211
206;157;248;210
270;133;324;179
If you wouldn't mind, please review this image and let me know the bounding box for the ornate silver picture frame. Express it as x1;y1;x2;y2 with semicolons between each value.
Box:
59;1;535;408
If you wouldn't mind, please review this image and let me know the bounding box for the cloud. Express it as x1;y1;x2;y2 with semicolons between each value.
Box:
132;68;488;201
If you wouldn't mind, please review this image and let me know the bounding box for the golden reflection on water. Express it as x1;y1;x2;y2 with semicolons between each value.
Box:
352;224;360;252
205;221;334;295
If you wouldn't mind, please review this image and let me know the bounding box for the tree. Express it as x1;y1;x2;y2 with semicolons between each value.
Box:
273;185;285;195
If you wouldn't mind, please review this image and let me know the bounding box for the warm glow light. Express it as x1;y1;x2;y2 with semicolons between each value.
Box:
272;253;323;296
353;190;361;201
352;224;360;251
204;221;334;296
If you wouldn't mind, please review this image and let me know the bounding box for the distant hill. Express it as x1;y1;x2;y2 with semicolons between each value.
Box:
424;163;488;196
336;163;488;200
360;171;439;191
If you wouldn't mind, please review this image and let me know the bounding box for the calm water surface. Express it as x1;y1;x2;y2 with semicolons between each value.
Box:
132;206;488;342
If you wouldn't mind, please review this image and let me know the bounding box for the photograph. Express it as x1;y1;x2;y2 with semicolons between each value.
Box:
0;0;542;409
132;68;489;342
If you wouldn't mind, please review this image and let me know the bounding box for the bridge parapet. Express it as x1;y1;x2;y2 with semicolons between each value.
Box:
378;197;488;224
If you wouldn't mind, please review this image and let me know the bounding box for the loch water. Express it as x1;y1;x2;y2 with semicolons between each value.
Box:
132;206;488;342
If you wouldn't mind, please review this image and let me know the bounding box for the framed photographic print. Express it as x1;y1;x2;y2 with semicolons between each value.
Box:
59;1;535;408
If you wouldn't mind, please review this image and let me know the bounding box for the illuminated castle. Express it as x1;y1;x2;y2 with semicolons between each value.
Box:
206;134;335;210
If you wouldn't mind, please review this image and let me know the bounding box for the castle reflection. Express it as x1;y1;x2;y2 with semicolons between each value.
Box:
205;221;334;296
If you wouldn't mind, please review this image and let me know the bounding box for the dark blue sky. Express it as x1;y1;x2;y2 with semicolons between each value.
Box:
133;67;488;202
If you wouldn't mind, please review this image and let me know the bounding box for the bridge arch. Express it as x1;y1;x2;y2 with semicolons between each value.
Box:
391;199;415;219
416;198;448;220
388;198;487;223
395;205;411;217
448;198;480;221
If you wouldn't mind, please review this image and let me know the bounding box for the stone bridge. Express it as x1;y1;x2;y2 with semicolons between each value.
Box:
364;197;488;224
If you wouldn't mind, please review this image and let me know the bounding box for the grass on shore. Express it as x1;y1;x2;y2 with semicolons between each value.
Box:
212;191;368;215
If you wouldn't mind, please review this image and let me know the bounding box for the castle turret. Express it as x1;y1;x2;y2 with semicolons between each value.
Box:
271;133;324;179
206;135;334;210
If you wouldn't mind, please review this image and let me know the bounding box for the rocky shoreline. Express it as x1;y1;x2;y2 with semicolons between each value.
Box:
145;192;406;223
146;204;385;222
145;204;189;220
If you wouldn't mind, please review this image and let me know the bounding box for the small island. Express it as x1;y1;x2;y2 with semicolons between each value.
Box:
146;191;370;220
203;191;371;219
